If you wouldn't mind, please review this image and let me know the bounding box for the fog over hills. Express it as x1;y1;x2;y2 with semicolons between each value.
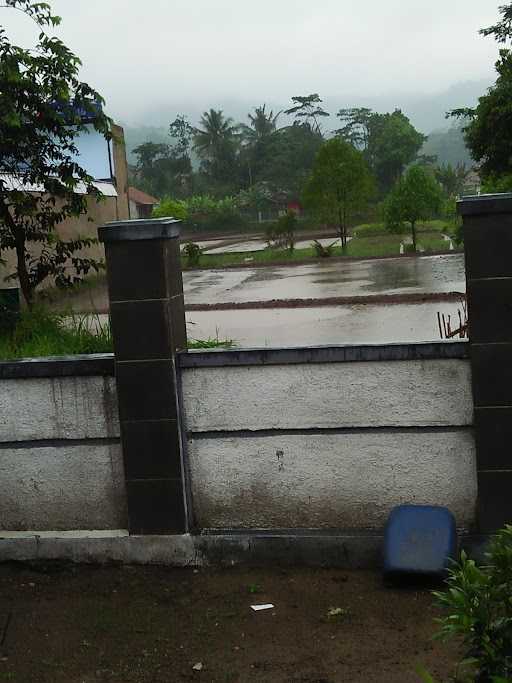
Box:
122;78;491;167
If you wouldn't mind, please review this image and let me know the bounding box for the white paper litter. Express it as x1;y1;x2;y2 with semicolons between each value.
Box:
251;603;275;611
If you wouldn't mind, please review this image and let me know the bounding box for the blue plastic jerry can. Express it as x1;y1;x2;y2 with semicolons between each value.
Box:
383;504;457;578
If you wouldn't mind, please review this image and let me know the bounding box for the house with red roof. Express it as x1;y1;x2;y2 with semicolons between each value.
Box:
128;187;159;219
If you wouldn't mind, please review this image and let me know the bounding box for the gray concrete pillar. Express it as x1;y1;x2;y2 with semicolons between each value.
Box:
459;193;512;532
98;218;187;534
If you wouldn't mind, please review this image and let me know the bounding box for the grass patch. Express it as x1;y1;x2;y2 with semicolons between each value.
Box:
0;308;234;360
188;336;235;350
185;229;453;269
0;308;112;360
352;220;447;238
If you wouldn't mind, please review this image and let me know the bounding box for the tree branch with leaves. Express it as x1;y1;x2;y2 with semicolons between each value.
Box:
0;0;111;306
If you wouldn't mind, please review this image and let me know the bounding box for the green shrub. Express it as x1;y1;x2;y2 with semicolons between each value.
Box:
182;194;248;233
182;241;201;267
152;197;188;221
352;222;390;238
353;221;445;238
420;526;512;683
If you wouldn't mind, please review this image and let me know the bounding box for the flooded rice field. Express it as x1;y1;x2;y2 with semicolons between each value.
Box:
182;253;466;347
186;301;465;348
183;253;465;306
85;253;466;348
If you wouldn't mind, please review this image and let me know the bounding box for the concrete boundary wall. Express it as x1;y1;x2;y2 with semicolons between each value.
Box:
0;342;477;565
180;342;477;532
0;354;127;532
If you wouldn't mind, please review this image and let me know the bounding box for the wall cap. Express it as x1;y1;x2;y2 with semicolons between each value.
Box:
0;342;470;378
178;341;469;368
99;218;181;243
0;353;115;379
458;193;512;216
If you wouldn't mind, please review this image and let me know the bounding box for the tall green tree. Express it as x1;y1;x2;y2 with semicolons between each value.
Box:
384;165;443;252
450;4;512;183
368;110;426;192
302;138;374;251
132;116;194;198
132;141;169;194
0;0;111;306
285;94;330;135
335;107;374;149
169;114;194;160
263;124;323;195
336;108;425;193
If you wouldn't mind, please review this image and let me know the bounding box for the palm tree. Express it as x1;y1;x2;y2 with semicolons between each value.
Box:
241;105;281;146
238;105;281;186
193;109;239;184
193;109;236;161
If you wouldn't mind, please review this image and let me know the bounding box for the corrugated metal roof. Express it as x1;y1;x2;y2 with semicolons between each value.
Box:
0;174;117;197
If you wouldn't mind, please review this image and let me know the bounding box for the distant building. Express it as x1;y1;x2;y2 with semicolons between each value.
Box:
128;187;159;219
0;119;130;291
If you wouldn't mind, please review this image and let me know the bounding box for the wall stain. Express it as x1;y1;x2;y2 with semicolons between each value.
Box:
276;449;284;472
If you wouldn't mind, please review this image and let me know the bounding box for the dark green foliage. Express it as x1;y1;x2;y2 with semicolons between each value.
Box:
430;526;512;683
262;124;323;194
481;174;512;193
129;98;427;205
336;108;426;193
369;111;427;192
450;5;512;184
480;3;512;43
132;140;193;199
0;0;110;306
451;51;512;181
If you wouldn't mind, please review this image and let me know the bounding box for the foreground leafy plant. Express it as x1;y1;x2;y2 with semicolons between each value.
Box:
0;0;111;306
312;239;337;257
420;526;512;682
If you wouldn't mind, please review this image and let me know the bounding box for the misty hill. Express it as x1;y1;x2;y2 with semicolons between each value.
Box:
421;126;473;167
122;78;491;167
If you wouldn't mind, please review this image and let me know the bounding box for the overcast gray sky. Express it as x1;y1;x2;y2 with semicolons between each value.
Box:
1;0;503;125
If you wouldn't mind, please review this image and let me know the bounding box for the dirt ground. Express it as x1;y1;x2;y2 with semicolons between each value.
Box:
0;564;460;683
